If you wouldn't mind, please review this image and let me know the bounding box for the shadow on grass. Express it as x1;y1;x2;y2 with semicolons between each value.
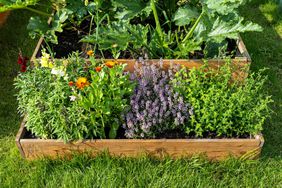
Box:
240;0;282;158
0;10;37;138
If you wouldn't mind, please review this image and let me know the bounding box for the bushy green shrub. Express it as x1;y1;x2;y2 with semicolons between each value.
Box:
173;61;273;137
14;52;134;140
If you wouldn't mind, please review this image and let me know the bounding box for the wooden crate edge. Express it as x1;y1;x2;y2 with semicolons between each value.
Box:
15;118;27;158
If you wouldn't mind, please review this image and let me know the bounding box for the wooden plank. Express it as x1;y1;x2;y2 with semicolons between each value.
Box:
237;35;252;62
18;125;263;160
15;119;27;158
97;58;249;81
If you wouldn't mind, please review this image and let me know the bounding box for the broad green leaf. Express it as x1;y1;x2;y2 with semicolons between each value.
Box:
27;16;49;38
173;5;199;26
203;41;228;58
193;14;213;41
174;39;202;58
208;17;263;42
202;0;246;15
111;0;151;21
66;0;87;19
81;22;148;54
127;24;148;49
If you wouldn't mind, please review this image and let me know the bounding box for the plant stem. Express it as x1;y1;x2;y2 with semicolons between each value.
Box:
85;14;95;51
43;38;54;59
150;0;163;39
24;7;51;17
182;11;204;43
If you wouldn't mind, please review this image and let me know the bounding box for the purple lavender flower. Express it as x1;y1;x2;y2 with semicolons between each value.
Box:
123;59;193;138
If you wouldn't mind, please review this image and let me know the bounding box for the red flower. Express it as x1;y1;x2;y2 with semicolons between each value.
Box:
20;65;27;72
95;66;102;72
17;52;29;72
68;81;74;87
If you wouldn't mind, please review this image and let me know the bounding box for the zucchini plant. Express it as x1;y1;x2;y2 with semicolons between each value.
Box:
81;0;262;58
1;0;262;58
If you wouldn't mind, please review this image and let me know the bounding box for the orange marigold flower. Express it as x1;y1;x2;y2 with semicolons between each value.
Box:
76;77;90;89
105;61;116;68
68;81;74;87
95;66;102;72
87;50;94;56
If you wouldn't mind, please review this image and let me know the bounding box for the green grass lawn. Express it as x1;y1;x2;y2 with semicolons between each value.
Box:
0;0;282;187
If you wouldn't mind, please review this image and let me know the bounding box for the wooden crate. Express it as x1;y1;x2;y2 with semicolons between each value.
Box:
16;120;264;161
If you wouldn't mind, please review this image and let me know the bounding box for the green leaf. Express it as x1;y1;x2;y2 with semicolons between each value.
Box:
111;0;151;21
0;0;40;12
174;39;202;58
81;22;145;52
202;0;245;15
66;0;87;19
203;41;228;58
27;16;49;38
127;24;149;49
208;17;263;42
173;5;199;26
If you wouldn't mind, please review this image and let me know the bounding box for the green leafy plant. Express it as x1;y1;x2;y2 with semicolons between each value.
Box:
173;61;273;137
78;61;135;139
14;51;134;140
0;0;90;44
81;0;262;59
1;0;263;58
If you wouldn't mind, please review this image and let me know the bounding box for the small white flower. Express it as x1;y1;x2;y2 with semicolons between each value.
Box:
51;68;65;77
69;95;76;101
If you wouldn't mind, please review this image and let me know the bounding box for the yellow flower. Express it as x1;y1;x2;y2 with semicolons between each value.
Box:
87;50;94;56
76;77;90;90
63;60;69;67
40;51;53;68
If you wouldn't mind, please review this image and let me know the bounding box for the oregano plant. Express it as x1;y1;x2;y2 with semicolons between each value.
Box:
173;61;273;138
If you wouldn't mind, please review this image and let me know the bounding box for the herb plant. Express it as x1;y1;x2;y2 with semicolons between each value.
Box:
173;61;273;138
123;59;192;138
78;60;135;139
14;51;134;140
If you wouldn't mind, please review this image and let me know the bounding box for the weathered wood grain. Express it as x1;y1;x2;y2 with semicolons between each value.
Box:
17;123;263;161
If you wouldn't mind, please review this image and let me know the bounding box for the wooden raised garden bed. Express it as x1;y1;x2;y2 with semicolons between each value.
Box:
31;36;252;81
16;120;264;161
14;35;260;161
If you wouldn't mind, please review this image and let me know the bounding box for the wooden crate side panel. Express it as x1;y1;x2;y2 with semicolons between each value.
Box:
15;120;26;158
20;138;262;160
112;59;249;81
237;35;251;62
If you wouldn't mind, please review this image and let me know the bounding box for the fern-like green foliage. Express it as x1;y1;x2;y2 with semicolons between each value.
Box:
173;61;273;138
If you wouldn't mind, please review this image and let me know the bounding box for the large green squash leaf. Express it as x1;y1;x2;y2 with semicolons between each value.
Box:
201;0;246;15
173;5;199;26
111;0;151;21
27;9;72;44
208;17;263;42
81;22;148;54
